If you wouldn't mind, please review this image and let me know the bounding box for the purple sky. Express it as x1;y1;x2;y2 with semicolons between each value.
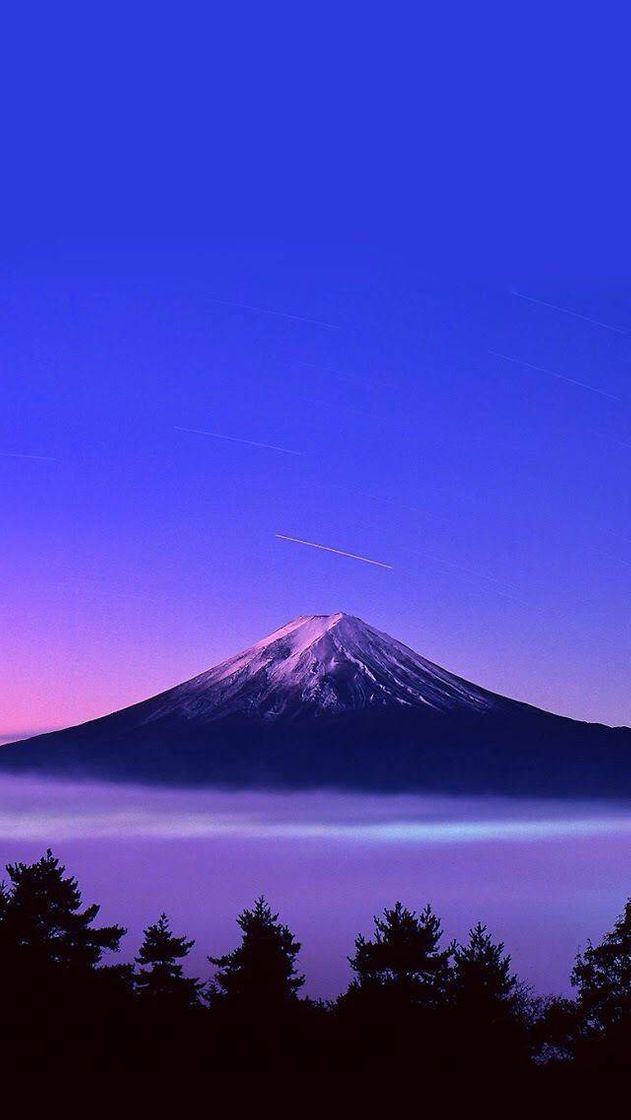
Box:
2;246;631;741
2;10;631;741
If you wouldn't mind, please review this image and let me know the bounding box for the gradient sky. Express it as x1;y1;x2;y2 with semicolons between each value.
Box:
2;6;631;739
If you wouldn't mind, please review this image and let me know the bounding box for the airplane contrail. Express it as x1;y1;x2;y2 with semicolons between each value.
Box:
207;296;340;330
0;451;58;461
489;350;622;401
276;533;393;569
175;427;301;455
511;290;628;334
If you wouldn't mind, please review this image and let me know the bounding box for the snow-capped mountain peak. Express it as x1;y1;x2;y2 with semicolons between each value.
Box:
142;612;498;724
5;611;630;799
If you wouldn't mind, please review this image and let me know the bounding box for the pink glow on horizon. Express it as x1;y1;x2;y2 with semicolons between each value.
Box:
2;601;630;744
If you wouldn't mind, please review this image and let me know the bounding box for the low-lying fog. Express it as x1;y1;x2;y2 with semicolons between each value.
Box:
1;775;629;998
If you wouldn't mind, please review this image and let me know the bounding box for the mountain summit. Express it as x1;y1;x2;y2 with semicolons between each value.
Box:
2;612;630;797
144;612;498;724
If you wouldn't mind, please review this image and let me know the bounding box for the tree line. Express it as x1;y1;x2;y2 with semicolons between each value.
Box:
1;849;630;1076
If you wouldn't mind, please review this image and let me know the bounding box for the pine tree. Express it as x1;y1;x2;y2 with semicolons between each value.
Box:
135;913;201;1007
339;902;453;1069
449;922;531;1069
209;896;304;1011
451;922;522;1014
348;901;453;1005
0;850;129;1069
0;849;125;974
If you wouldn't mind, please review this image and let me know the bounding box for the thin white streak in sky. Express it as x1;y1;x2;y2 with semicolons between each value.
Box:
175;427;301;455
207;296;340;330
364;502;527;601
605;528;631;547
415;550;527;604
0;451;58;461
276;533;393;569
592;548;631;569
511;290;629;334
489;350;622;401
293;359;354;380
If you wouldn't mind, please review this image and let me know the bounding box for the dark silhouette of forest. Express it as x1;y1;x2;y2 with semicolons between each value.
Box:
1;849;630;1079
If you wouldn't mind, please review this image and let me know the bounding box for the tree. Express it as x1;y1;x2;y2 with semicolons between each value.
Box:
209;896;304;1012
339;902;454;1068
571;898;631;1066
348;901;453;1005
135;913;201;1007
451;922;521;1013
0;850;129;1071
0;849;125;974
449;922;531;1069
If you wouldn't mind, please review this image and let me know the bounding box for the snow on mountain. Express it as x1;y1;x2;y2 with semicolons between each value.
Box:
140;612;499;725
3;611;630;798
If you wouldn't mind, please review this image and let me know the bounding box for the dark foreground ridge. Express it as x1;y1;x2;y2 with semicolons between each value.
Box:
2;848;631;1077
2;613;630;797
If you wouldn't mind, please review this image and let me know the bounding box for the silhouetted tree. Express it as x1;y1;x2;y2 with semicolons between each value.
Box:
571;898;631;1067
452;922;521;1010
348;901;452;1004
207;897;306;1069
338;902;454;1068
449;922;532;1070
135;913;201;1008
209;896;304;1011
532;995;579;1068
0;849;125;973
0;850;129;1071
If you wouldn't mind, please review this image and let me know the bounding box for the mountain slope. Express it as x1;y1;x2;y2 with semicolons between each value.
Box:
140;612;502;723
2;612;630;797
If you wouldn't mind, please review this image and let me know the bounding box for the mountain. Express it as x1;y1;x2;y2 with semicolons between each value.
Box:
138;612;502;722
2;612;630;797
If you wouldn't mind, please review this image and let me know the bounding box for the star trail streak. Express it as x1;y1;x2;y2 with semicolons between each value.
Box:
175;427;301;455
276;534;393;569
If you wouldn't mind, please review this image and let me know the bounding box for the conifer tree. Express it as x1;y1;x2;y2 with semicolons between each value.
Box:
449;921;531;1068
0;849;125;974
209;896;304;1011
0;850;129;1070
451;922;522;1014
348;901;453;1005
135;913;201;1007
